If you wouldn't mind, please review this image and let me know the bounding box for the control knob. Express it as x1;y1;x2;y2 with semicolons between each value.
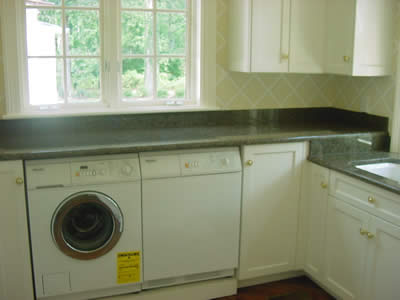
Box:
121;165;133;176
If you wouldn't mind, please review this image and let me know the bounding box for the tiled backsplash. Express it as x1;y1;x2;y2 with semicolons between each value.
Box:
0;1;398;125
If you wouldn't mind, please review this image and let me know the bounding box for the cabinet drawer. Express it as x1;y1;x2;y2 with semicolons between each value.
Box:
330;171;400;226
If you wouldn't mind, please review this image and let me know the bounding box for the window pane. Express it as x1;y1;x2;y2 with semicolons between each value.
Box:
157;58;185;99
28;58;64;106
26;9;63;56
121;11;153;56
67;59;101;103
157;0;186;10
66;10;100;56
157;13;186;55
25;0;61;6
65;0;99;7
121;0;153;9
122;58;154;100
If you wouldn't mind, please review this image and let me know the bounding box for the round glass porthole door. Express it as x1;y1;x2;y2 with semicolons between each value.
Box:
51;192;123;260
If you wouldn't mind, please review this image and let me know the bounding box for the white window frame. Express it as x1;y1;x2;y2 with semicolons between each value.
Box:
0;0;216;118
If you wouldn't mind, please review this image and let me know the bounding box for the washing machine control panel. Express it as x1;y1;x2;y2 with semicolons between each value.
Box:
71;158;140;184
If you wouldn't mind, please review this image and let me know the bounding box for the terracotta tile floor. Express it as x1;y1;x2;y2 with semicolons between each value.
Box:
213;276;335;300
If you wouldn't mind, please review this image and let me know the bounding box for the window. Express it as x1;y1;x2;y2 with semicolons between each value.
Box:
25;0;102;108
120;0;189;104
0;0;216;116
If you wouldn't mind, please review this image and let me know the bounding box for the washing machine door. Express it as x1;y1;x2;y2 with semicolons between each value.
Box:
51;191;123;260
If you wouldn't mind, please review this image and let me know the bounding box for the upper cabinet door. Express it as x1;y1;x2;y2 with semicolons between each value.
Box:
352;0;396;76
228;0;326;73
251;0;290;72
289;0;326;73
362;217;400;300
325;0;356;75
325;0;395;76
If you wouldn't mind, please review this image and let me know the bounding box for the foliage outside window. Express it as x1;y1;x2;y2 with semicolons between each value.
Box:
22;0;192;111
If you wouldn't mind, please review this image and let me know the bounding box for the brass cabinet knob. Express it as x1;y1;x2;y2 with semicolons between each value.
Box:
321;182;328;189
367;232;375;239
343;56;350;62
368;196;376;204
246;160;254;166
360;228;368;236
16;177;24;185
281;54;289;60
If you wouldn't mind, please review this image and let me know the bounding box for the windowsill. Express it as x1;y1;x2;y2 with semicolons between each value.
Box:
1;104;220;120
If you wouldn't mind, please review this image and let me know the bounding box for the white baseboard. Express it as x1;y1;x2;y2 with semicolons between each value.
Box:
304;273;340;300
98;277;237;300
238;271;305;288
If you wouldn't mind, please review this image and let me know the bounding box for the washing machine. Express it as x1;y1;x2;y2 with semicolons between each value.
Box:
26;154;142;300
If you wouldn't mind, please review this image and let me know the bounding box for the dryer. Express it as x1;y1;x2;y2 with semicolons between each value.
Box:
140;148;242;289
26;154;142;300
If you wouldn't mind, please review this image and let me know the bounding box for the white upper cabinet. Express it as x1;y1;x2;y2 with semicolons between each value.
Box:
289;0;327;73
228;0;325;73
325;0;396;76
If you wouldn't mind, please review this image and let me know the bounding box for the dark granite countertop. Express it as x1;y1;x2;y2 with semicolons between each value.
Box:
309;152;400;195
0;123;388;161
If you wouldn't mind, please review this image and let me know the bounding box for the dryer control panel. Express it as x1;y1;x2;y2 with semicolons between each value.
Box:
26;154;140;189
140;148;242;180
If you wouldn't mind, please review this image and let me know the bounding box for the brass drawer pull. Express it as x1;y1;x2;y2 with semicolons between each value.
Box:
368;196;376;204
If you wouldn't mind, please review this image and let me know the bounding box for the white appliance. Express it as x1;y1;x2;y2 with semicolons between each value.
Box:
140;147;242;289
26;154;142;300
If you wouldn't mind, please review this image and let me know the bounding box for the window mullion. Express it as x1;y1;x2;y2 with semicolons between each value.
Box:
152;0;157;101
185;0;191;102
62;0;68;105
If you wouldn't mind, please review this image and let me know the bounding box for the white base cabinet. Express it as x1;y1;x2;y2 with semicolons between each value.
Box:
0;161;34;300
303;163;329;279
305;165;400;300
362;216;400;300
323;198;369;300
239;143;306;280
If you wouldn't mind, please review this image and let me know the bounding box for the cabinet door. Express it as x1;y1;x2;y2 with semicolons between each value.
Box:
362;216;400;300
323;197;369;300
304;163;329;280
352;0;395;76
0;161;34;300
251;0;290;72
239;143;305;280
289;0;326;73
325;0;356;75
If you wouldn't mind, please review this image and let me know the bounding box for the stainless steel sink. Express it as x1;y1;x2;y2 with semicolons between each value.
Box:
356;162;400;182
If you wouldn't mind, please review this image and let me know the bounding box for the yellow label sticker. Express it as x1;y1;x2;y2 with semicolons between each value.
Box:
117;251;141;284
